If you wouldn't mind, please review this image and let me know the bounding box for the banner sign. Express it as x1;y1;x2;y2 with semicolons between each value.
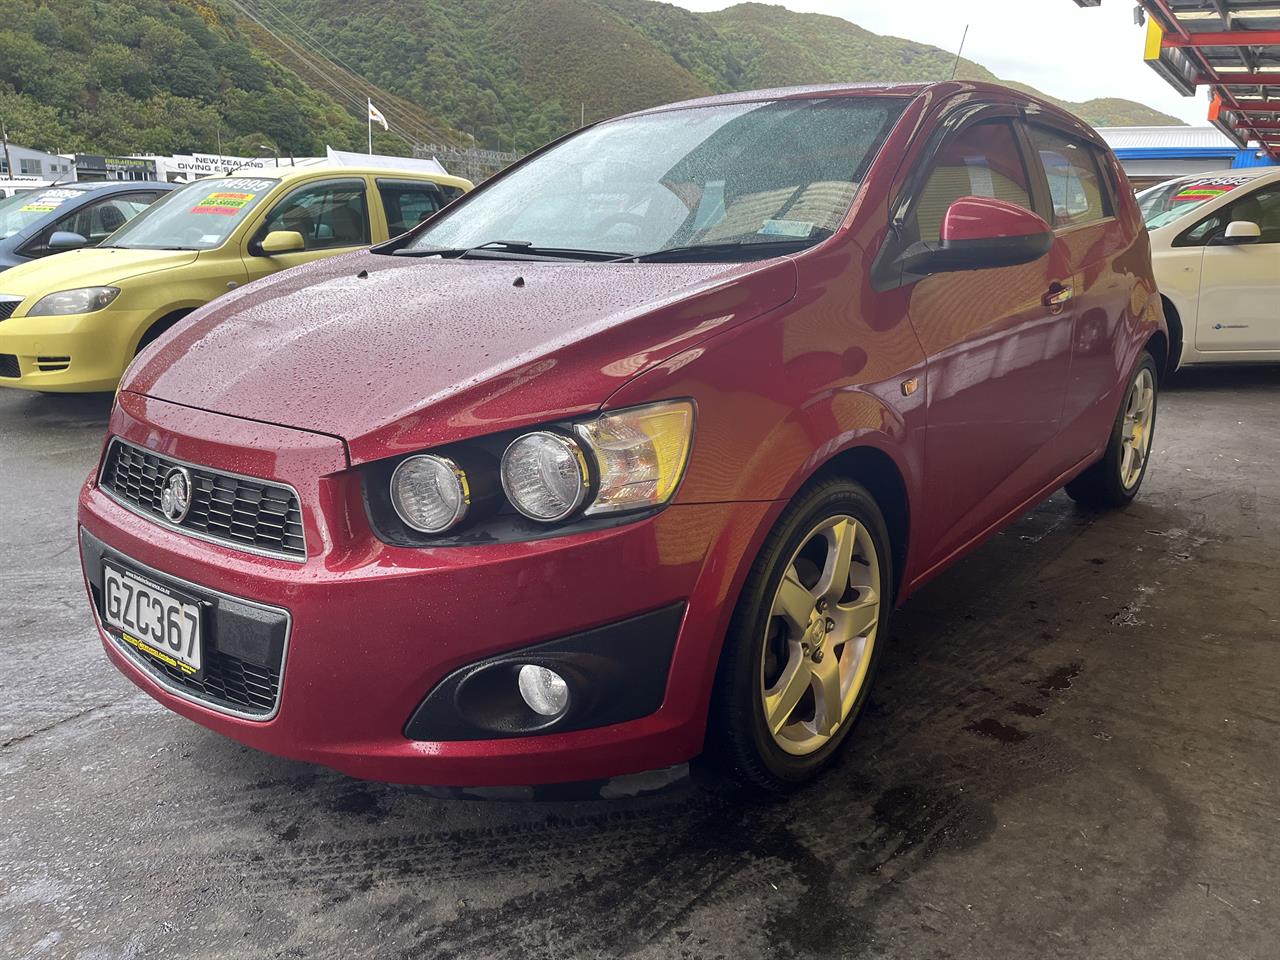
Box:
170;154;274;176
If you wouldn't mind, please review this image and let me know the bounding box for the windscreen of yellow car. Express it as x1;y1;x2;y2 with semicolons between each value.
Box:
0;187;91;239
102;177;279;250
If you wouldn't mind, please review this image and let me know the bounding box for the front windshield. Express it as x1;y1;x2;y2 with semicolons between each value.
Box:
0;187;90;240
106;176;278;250
404;97;906;259
1139;174;1255;229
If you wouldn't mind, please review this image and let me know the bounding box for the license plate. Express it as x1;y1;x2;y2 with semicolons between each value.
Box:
103;564;202;676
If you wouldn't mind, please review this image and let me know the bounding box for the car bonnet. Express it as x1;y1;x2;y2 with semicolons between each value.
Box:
125;249;798;464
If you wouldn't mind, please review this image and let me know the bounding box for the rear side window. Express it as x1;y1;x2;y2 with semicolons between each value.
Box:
1028;126;1112;228
904;120;1032;245
377;180;443;236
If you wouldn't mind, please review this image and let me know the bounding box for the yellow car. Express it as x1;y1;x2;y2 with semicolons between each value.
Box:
0;165;472;392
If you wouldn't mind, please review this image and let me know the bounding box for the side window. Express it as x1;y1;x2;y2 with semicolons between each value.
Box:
22;194;156;256
1225;187;1280;244
377;180;443;236
58;196;150;243
905;120;1033;245
260;180;371;250
1028;126;1112;228
1180;186;1280;246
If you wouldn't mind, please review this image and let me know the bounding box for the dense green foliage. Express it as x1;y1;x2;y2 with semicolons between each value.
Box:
0;0;422;156
2;0;1180;160
265;0;1183;153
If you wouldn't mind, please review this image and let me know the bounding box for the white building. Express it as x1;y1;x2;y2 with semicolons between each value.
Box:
0;143;74;181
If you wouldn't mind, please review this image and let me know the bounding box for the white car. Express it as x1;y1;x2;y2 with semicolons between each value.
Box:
1140;167;1280;369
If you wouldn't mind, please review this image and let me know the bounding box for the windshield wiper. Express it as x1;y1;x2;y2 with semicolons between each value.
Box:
394;239;628;262
621;237;822;263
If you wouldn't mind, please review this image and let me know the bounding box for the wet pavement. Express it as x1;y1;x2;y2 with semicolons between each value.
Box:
2;367;1278;959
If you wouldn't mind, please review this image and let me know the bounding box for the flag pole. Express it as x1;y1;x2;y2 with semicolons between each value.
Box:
367;99;372;156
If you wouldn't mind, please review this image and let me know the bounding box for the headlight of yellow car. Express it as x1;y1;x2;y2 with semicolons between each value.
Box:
26;286;120;317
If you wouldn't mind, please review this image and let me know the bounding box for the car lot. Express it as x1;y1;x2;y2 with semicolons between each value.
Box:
2;367;1278;959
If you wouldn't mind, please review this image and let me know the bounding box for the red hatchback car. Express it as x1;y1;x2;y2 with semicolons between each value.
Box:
79;81;1165;793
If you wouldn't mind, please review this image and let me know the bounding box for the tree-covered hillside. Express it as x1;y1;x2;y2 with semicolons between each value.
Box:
0;0;458;157
1;0;1181;160
263;0;1184;152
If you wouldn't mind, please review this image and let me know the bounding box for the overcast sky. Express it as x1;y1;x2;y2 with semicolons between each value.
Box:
671;0;1209;125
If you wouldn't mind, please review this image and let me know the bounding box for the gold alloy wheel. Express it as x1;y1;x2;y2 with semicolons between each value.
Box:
1120;367;1156;490
760;515;881;756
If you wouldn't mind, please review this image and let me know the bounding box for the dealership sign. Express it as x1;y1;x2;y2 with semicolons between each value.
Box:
169;154;275;175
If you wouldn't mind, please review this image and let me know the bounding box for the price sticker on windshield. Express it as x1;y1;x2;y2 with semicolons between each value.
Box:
191;191;257;216
19;189;83;213
1172;176;1251;205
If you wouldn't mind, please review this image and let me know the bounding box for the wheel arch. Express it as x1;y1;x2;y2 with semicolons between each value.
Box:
133;307;196;356
1157;293;1182;377
801;443;912;604
1144;326;1170;384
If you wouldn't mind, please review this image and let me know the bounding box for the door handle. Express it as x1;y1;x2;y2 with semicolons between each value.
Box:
1042;282;1073;312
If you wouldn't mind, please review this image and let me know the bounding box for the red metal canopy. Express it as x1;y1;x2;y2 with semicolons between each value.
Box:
1075;0;1280;159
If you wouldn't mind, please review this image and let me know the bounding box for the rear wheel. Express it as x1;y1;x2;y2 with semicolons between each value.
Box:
709;477;891;792
1065;351;1158;509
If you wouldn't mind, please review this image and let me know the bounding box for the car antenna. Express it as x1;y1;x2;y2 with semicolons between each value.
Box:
950;24;969;80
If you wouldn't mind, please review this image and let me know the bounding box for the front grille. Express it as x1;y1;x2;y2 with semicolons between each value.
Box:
0;299;18;321
36;355;70;372
130;642;281;715
0;354;17;378
101;439;306;560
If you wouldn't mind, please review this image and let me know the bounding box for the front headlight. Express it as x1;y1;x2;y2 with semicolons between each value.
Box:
576;401;694;515
391;454;471;533
501;431;590;522
27;286;120;317
366;399;695;544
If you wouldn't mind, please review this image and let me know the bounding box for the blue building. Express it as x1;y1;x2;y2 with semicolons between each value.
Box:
1097;126;1276;191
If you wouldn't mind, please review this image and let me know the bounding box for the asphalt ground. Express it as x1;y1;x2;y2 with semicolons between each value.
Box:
2;366;1277;960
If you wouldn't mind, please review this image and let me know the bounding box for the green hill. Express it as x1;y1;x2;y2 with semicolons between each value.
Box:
260;0;1184;151
0;0;465;158
0;0;1181;161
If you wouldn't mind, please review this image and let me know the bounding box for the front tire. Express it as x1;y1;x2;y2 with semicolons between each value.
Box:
709;476;892;793
1065;350;1158;509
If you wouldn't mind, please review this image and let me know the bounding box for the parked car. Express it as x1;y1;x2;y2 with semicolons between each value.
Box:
78;82;1164;793
0;180;50;200
0;166;471;391
0;180;174;273
1139;167;1280;369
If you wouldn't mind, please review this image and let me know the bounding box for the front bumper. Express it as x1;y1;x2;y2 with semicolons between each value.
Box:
0;306;147;392
79;392;775;787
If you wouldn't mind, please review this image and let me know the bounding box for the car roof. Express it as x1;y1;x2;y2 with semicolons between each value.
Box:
44;180;176;192
623;80;1064;115
1147;167;1279;188
221;164;473;191
616;80;1107;148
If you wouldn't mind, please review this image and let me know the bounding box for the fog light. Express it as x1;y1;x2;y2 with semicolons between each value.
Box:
517;664;570;717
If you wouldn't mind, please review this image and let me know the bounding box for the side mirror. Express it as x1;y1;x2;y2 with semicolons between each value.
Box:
1219;220;1261;245
904;196;1053;275
48;231;89;251
259;230;306;255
